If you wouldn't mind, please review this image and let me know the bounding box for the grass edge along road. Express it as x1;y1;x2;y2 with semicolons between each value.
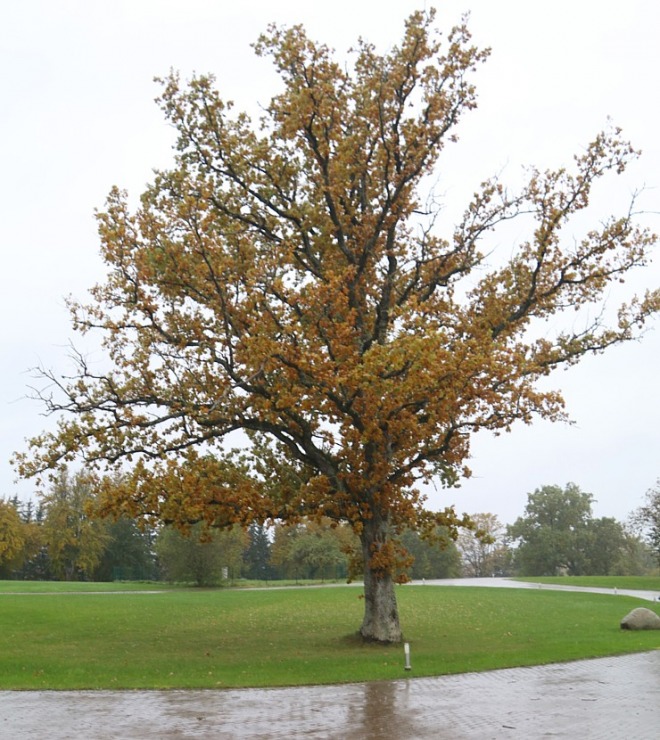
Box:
1;582;658;690
513;575;660;592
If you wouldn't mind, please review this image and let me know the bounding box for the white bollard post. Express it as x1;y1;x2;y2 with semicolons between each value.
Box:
404;642;411;671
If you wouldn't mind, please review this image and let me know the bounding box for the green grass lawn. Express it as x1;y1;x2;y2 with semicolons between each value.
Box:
0;580;174;593
0;582;658;690
0;579;336;593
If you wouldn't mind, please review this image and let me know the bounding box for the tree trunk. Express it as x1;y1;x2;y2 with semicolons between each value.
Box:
359;516;402;643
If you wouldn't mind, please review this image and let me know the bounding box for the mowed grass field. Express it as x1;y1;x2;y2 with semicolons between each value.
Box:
0;582;658;690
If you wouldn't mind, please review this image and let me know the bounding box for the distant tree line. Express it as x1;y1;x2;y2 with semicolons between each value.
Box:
0;469;156;582
505;483;656;576
1;472;657;583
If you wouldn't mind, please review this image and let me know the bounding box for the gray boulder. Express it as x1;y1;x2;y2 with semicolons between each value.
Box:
620;607;660;630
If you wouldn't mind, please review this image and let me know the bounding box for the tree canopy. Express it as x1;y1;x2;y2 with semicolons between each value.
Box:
632;481;660;565
38;468;109;581
16;9;659;641
507;483;633;576
0;500;26;574
457;512;509;577
156;523;247;586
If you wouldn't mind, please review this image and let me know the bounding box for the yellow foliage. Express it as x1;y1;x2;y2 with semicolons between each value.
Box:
14;9;659;638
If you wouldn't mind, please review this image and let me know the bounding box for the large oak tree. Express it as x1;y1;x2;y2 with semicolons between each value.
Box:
17;10;659;641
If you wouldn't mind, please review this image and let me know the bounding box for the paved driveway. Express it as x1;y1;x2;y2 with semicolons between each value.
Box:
414;577;660;603
1;651;658;739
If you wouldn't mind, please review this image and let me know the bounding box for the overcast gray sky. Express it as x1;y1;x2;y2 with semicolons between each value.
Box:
2;0;658;526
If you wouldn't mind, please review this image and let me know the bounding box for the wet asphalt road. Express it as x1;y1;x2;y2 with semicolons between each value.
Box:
1;652;658;739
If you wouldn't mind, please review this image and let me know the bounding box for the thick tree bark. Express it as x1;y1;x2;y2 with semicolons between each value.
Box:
359;516;403;643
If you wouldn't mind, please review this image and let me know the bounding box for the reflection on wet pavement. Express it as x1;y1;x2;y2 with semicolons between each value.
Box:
1;651;658;738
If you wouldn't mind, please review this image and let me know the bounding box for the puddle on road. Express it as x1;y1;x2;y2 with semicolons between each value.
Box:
1;652;658;738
